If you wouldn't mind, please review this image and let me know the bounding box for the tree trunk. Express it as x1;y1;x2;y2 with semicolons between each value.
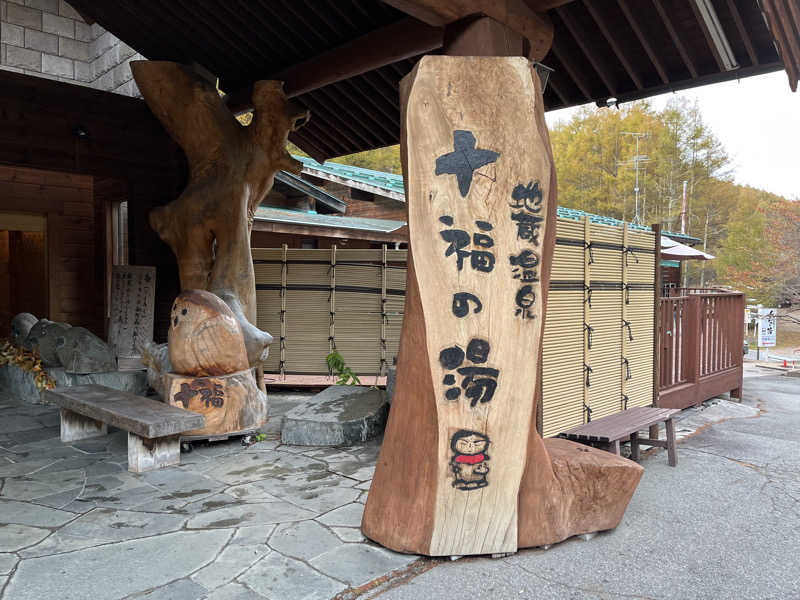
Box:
361;56;643;556
131;61;307;391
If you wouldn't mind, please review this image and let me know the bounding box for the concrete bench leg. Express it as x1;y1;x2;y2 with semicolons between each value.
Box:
128;433;180;473
60;408;107;442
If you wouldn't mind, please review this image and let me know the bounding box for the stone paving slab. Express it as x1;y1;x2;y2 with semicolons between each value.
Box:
239;552;345;600
5;529;231;600
0;554;18;576
0;389;418;600
268;520;342;561
0;524;50;553
311;543;417;587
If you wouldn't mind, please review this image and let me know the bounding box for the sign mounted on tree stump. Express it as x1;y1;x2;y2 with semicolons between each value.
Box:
362;56;643;557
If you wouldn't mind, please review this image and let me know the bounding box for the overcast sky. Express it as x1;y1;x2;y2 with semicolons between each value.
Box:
544;71;800;201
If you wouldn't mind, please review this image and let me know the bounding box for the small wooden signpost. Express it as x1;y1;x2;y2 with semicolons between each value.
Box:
108;265;155;370
362;55;644;556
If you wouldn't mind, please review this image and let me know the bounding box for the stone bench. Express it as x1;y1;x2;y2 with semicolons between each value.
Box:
559;406;681;467
44;384;205;472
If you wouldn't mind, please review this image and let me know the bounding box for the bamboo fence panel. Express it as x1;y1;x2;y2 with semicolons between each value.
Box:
253;217;657;435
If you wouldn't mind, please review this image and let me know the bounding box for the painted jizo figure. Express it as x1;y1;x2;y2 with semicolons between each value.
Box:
450;430;490;490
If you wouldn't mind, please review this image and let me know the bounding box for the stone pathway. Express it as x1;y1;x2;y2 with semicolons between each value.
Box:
0;391;417;600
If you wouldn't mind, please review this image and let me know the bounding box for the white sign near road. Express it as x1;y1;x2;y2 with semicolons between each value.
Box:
757;308;777;348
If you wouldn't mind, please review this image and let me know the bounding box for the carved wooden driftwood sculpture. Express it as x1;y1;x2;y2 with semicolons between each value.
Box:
362;56;643;556
131;60;306;434
164;289;267;437
130;60;306;374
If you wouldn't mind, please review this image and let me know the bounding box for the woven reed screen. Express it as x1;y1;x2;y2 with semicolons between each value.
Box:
253;216;656;436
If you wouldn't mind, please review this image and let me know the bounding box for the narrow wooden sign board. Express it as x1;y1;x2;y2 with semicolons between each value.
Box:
108;265;155;369
363;56;644;557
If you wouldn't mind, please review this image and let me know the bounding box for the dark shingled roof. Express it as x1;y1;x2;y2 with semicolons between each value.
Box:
69;1;790;161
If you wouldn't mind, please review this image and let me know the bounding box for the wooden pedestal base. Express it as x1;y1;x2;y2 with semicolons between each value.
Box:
361;56;643;556
163;368;267;437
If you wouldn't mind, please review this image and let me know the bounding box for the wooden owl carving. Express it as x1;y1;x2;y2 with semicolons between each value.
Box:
168;290;249;376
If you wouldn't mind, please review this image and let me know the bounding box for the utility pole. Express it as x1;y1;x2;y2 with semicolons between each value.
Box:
680;180;688;234
619;132;650;225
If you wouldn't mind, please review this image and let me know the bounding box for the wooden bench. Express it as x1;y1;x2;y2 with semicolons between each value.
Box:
45;384;205;473
559;406;680;467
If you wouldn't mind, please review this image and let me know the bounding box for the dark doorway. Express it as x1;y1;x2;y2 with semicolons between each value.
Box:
0;216;48;337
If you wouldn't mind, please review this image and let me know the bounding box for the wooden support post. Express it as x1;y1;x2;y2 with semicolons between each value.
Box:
330;245;337;361
650;223;661;437
128;433;180;473
583;215;592;422
362;54;643;557
621;223;629;411
630;432;640;461
651;223;662;406
60;408;107;442
381;244;388;376
665;417;677;467
280;243;288;379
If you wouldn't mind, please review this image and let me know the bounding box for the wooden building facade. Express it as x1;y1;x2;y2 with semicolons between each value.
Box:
0;70;184;341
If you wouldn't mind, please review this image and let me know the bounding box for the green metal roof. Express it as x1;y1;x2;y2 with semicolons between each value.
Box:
255;206;404;234
295;154;700;244
295;155;405;199
556;207;701;244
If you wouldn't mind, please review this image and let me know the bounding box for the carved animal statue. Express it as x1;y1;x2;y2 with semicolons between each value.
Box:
168;289;249;377
130;61;305;374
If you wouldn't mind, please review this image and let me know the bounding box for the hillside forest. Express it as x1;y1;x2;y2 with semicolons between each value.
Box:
291;98;799;305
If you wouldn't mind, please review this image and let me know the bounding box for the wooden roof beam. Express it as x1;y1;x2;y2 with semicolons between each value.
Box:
761;0;800;91
617;0;670;85
382;0;556;60
725;0;759;66
547;76;570;105
583;0;643;90
224;17;444;114
555;5;618;96
652;0;699;79
551;44;593;101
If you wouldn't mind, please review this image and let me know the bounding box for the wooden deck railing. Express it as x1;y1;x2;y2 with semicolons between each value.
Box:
657;291;744;410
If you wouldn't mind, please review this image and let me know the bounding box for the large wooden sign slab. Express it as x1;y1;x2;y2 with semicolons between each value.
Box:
108;266;155;369
362;56;644;557
366;56;552;556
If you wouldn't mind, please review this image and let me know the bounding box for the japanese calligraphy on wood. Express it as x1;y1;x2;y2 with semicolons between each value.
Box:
163;368;266;437
108;265;155;369
362;56;644;557
364;56;552;555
